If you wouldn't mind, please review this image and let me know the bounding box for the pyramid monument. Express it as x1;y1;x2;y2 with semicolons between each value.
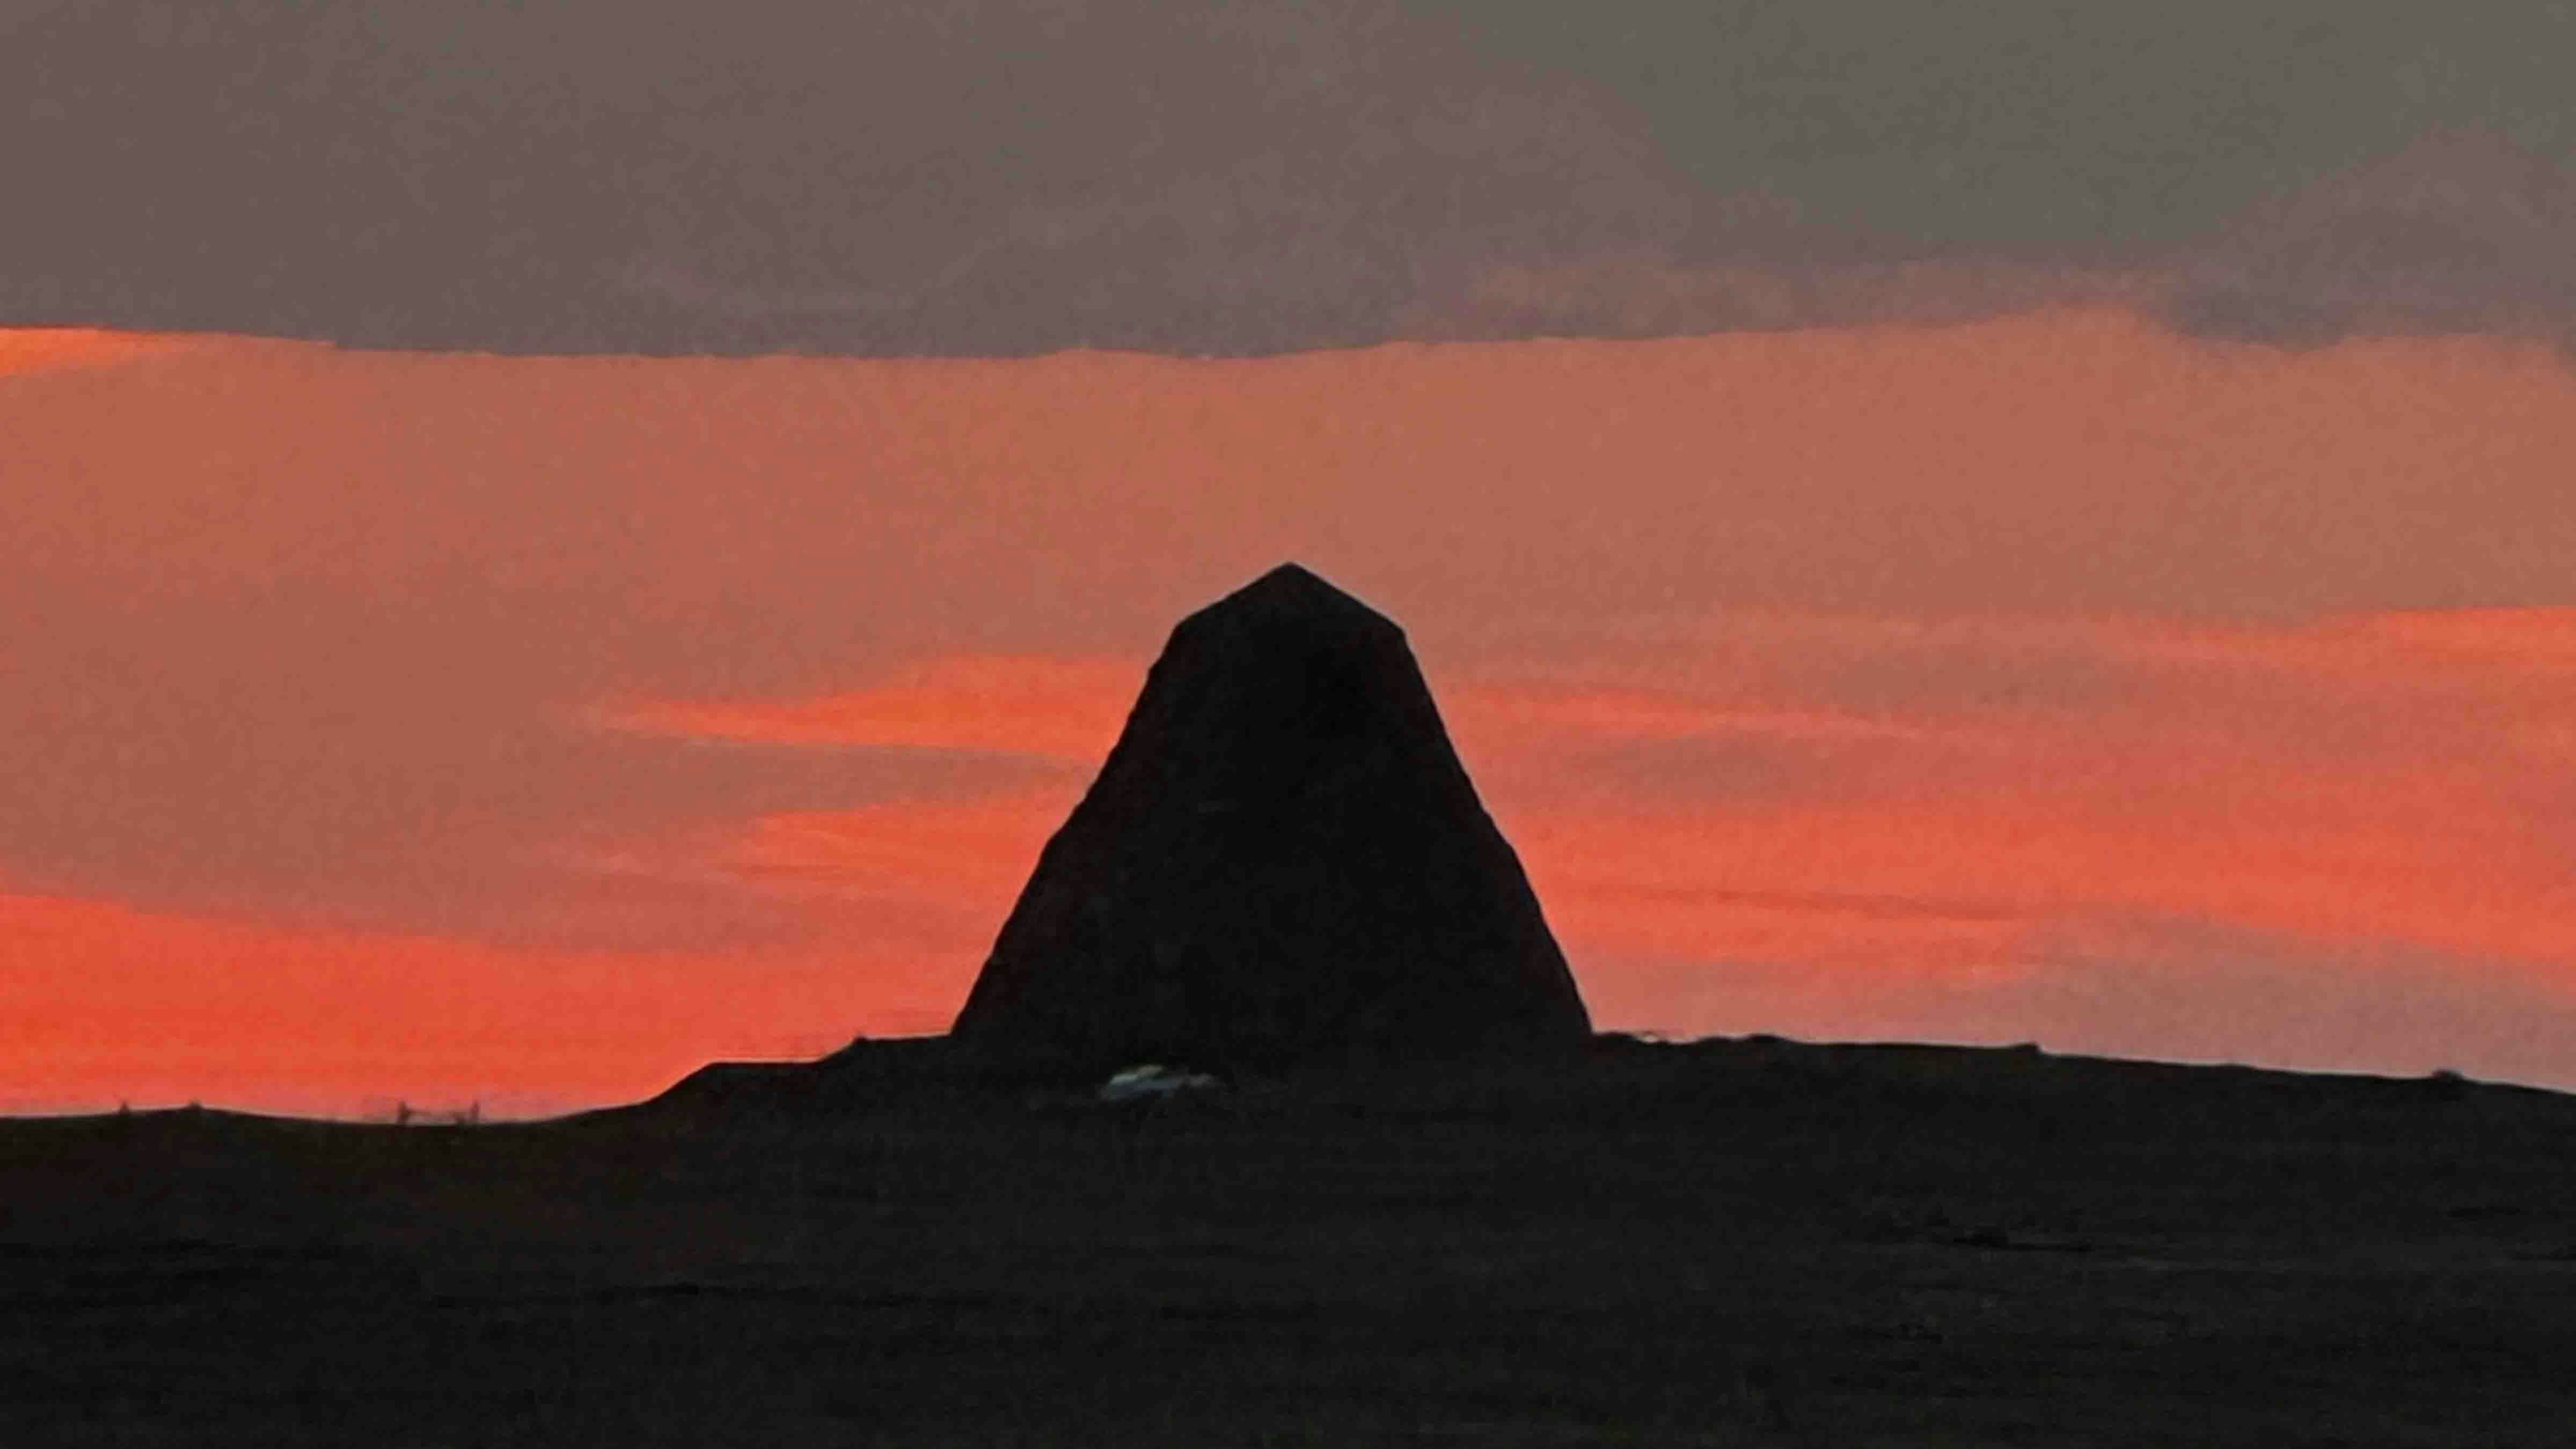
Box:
949;564;1591;1072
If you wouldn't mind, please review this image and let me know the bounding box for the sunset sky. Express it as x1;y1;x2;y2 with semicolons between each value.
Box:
6;4;2576;1117
6;312;2573;1116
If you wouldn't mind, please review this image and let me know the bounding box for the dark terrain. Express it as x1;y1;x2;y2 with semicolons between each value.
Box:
5;1035;2573;1447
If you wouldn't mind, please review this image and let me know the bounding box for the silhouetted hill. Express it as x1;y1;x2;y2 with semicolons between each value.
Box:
8;1037;2576;1444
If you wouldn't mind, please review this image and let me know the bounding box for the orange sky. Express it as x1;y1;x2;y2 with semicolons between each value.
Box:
5;309;2575;1116
0;328;202;378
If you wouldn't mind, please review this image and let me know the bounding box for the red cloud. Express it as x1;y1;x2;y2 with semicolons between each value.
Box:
6;312;2574;1114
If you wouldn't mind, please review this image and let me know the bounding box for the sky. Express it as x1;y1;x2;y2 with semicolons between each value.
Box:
5;3;2576;1116
6;313;2574;1116
9;3;2575;350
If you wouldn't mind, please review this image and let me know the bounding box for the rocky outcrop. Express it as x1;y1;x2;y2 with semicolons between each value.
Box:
950;564;1590;1072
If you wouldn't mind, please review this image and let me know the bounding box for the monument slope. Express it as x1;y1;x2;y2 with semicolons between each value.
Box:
949;564;1591;1073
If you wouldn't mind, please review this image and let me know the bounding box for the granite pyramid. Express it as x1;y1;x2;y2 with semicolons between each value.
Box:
950;564;1591;1072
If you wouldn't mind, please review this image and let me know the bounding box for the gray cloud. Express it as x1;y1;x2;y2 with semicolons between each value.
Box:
0;0;1690;354
2162;129;2576;350
8;2;2576;352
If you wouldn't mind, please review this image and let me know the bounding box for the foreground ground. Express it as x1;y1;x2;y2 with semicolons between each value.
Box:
3;1036;2572;1447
